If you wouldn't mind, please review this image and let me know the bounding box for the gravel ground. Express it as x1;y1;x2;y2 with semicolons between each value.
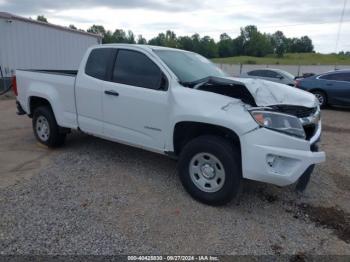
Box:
0;99;349;255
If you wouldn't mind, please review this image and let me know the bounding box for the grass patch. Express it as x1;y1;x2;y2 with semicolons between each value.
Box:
212;53;350;65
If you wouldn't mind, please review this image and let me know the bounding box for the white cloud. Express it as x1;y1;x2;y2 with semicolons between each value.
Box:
1;0;349;53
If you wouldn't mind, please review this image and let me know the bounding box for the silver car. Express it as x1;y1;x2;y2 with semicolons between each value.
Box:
241;68;295;86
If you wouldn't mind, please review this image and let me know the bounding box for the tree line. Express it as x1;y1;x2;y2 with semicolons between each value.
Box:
86;24;314;58
37;15;314;58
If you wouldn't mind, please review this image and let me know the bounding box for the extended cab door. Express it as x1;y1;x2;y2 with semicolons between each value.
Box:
102;49;169;152
75;48;117;135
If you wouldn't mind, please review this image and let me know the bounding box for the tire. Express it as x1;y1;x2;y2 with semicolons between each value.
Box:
312;90;327;108
178;135;241;206
295;165;315;192
32;106;66;148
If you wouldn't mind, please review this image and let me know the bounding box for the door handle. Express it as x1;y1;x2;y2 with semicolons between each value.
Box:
104;90;119;96
326;83;333;86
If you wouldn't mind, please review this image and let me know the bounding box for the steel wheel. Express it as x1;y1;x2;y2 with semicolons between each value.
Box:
178;135;241;205
35;115;50;141
189;152;226;193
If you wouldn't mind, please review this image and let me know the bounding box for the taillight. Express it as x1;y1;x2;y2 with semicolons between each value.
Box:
11;76;18;96
294;79;300;88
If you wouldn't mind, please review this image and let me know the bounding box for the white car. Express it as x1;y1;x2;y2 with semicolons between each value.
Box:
13;44;325;205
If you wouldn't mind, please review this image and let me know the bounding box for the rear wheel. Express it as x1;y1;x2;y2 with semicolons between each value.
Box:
178;135;241;206
32;106;66;147
312;90;327;108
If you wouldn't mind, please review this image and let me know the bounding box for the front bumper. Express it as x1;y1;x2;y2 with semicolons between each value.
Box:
240;123;325;186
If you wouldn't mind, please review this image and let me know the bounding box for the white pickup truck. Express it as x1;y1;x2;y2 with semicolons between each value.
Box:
13;44;325;205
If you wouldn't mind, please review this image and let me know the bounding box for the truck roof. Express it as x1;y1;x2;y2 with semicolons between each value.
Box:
94;43;190;53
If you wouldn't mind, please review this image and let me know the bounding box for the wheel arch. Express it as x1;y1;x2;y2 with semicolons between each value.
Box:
309;88;328;106
172;121;241;159
28;96;53;117
309;88;328;98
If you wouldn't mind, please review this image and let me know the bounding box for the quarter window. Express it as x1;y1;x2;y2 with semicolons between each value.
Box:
112;50;163;90
85;48;116;80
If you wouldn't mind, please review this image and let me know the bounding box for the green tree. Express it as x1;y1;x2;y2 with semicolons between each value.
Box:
84;23;315;59
103;30;115;43
126;30;136;44
112;29;127;43
300;36;314;52
148;32;166;46
218;33;233;57
286;36;314;53
191;33;201;54
164;30;178;47
240;25;273;57
69;24;77;30
148;30;178;47
271;31;287;57
231;35;244;56
178;36;195;51
37;15;48;23
87;25;106;36
199;36;218;58
111;29;136;43
137;35;147;44
88;25;112;43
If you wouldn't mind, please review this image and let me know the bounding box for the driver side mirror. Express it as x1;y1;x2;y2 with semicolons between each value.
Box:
159;73;168;90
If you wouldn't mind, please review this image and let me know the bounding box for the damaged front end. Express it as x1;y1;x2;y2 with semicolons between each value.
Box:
180;76;257;106
182;76;323;190
181;76;321;143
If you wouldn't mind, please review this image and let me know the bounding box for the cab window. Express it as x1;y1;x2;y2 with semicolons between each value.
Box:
112;49;165;90
85;48;116;80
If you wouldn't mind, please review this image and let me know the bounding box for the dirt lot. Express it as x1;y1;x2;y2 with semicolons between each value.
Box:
0;98;349;255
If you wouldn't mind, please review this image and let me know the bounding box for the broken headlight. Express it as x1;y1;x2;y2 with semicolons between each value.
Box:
249;110;306;139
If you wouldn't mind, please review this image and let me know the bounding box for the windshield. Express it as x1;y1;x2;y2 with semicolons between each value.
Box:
154;50;227;83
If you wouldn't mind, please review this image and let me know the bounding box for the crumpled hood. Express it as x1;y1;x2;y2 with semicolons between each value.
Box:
228;77;318;108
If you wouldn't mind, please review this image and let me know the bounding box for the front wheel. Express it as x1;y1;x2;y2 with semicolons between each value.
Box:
178;135;241;206
32;106;66;148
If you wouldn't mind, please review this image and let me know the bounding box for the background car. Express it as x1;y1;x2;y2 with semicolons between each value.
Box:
241;68;295;86
295;70;350;108
295;73;316;80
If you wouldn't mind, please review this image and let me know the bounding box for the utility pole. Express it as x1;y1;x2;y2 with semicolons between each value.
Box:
335;0;347;69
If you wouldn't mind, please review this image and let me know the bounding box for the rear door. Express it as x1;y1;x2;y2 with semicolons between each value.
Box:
102;48;169;152
75;48;117;135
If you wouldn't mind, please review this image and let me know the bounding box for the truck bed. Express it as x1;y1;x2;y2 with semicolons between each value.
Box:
18;69;78;76
16;69;78;129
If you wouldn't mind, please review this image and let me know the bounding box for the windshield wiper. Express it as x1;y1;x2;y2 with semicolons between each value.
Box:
179;77;209;88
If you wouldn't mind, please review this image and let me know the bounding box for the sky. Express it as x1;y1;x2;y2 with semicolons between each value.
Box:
1;0;349;53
